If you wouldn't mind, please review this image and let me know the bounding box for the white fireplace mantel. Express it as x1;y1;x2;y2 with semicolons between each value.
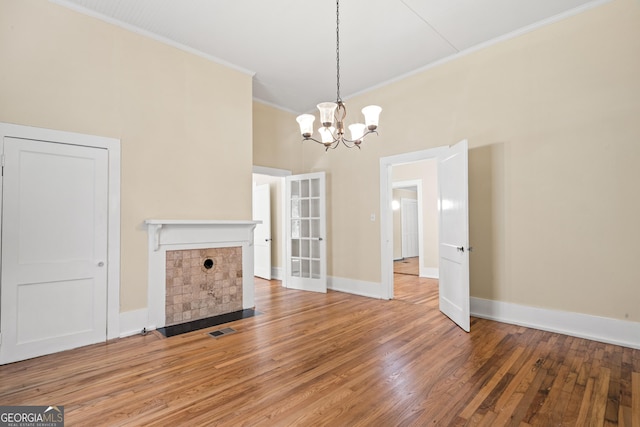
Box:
145;219;260;329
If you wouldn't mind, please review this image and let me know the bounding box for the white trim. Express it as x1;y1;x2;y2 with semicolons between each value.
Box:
471;297;640;350
380;146;448;300
271;266;284;281
328;276;384;300
344;0;613;105
252;98;299;116
49;0;255;77
50;0;611;114
422;267;439;279
252;165;291;177
119;309;148;338
0;122;121;341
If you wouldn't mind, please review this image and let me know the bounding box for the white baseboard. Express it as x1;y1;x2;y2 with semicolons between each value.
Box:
119;308;149;338
119;285;640;350
420;267;439;279
328;276;385;299
271;266;284;281
471;297;640;350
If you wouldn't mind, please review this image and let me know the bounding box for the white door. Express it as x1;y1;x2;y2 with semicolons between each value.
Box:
253;183;272;280
438;139;470;332
401;198;419;258
285;172;326;293
0;137;108;364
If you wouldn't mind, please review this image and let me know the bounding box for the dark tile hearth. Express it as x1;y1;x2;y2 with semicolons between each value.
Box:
157;308;258;337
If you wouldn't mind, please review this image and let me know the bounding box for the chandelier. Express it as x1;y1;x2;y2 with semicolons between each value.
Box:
295;0;382;150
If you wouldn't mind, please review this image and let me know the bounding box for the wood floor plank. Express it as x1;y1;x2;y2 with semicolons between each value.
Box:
632;371;640;427
0;276;638;426
459;346;526;419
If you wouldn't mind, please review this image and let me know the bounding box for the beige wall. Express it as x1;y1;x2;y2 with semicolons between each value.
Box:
252;102;308;174
0;0;254;312
13;0;638;328
255;0;640;323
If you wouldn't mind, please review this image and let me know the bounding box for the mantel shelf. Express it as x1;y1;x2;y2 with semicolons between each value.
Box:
145;220;261;252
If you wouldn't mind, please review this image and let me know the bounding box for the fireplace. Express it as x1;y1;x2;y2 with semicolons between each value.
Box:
165;247;243;326
145;220;259;329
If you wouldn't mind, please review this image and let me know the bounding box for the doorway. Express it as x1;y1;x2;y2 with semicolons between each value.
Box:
390;164;440;308
389;159;440;280
391;180;423;277
380;141;470;331
253;182;272;280
252;166;290;284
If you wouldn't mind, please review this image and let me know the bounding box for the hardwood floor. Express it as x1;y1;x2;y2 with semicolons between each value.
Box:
394;256;419;276
394;271;438;305
1;276;639;426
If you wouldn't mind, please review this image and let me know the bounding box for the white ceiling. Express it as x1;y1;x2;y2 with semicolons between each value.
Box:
53;0;607;114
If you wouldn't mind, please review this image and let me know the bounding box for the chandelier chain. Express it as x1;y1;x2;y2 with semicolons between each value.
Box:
336;0;341;103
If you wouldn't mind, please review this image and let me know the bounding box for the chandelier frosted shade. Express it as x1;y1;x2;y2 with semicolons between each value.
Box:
317;102;338;126
362;105;382;130
296;114;315;138
348;123;366;141
318;126;336;144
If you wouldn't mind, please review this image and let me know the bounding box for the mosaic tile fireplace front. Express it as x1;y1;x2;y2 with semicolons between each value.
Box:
165;247;243;326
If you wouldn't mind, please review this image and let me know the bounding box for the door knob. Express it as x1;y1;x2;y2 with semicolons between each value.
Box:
456;246;464;252
97;261;105;267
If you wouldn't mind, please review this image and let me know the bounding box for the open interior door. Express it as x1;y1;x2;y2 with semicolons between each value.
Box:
285;172;326;293
253;183;271;280
438;139;470;332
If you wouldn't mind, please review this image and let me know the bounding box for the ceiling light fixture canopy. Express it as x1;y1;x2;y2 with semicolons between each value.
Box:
296;0;381;151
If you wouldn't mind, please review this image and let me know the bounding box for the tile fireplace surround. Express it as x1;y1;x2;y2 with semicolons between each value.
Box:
145;220;260;330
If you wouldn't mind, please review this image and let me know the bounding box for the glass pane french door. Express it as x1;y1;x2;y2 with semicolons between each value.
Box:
285;172;326;293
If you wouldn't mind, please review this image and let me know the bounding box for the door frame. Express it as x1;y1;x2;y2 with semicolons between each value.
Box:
380;146;448;299
0;122;121;340
253;166;290;286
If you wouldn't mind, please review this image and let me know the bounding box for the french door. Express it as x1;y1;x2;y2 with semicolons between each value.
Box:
285;172;326;293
